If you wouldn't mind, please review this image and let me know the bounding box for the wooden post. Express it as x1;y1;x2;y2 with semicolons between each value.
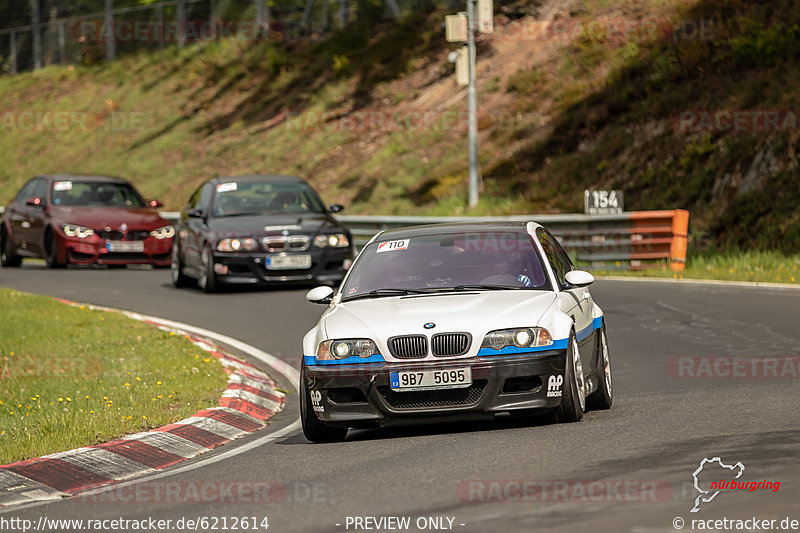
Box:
104;0;115;61
156;4;164;51
10;31;17;74
58;23;66;64
31;0;42;69
177;0;186;48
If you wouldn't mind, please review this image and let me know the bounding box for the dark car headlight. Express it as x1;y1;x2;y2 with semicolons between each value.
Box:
60;223;95;239
317;339;380;360
149;225;175;239
313;233;350;248
481;327;553;351
217;237;259;252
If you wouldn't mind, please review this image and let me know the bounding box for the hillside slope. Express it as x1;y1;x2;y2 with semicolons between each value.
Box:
1;0;798;251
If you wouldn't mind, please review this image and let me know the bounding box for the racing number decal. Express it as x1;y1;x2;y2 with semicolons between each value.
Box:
547;375;563;398
377;240;409;253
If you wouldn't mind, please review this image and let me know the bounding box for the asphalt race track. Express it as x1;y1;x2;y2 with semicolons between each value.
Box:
2;265;799;533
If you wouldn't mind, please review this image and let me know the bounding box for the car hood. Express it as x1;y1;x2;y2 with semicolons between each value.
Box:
207;213;343;235
321;290;557;356
51;207;169;230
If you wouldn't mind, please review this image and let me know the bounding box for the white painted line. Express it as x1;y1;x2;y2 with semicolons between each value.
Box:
174;417;249;440
122;431;213;458
0;471;63;507
598;275;800;290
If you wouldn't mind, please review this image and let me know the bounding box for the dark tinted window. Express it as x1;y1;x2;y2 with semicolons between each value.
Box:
341;231;552;299
14;179;38;203
50;180;145;207
210;181;326;217
537;228;574;288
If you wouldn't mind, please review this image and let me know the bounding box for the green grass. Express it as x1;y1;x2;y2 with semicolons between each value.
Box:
0;288;228;464
591;250;800;285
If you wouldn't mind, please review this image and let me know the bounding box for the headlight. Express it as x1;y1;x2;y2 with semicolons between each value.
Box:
217;237;258;252
149;225;175;239
480;327;553;351
60;224;95;239
316;339;380;360
313;233;350;248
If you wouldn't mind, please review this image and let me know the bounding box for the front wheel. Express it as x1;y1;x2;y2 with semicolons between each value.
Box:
171;245;193;288
586;325;613;410
300;373;348;443
0;228;22;267
554;332;585;423
197;246;218;293
44;229;66;269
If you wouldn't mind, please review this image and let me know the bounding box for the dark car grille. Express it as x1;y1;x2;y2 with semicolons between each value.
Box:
378;381;487;410
261;235;310;252
98;230;150;241
431;333;471;357
388;335;428;359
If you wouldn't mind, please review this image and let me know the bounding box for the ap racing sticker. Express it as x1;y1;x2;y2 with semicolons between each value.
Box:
376;239;409;253
547;375;563;397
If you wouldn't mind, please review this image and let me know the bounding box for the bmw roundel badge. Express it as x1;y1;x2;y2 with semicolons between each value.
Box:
423;322;436;329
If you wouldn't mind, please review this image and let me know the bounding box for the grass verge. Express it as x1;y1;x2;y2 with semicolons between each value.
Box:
591;250;800;285
0;288;228;464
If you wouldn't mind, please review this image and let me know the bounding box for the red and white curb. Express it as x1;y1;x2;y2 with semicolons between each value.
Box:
0;306;288;509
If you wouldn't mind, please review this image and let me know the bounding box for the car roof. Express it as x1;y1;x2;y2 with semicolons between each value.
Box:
375;221;544;241
38;174;130;184
211;174;308;185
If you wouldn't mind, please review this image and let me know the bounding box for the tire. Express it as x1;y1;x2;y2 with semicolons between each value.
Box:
554;331;585;423
0;227;22;267
197;246;218;293
300;371;348;443
44;229;66;269
170;244;193;288
586;325;613;410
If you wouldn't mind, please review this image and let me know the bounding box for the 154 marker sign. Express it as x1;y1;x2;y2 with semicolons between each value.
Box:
584;190;623;215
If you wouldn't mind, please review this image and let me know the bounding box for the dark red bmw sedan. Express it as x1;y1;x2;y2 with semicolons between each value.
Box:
1;174;173;268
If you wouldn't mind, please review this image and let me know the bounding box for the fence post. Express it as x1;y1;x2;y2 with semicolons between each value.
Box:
104;0;115;61
256;0;270;34
58;23;66;64
321;0;329;30
156;4;164;51
177;0;186;48
338;0;349;27
9;31;17;74
301;0;315;31
31;0;42;69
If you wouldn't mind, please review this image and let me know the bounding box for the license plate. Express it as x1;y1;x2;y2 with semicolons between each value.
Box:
265;254;311;270
390;367;472;392
106;240;144;252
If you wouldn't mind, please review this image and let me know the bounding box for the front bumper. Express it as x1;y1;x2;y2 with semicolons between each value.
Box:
210;248;352;284
303;351;567;428
63;236;172;266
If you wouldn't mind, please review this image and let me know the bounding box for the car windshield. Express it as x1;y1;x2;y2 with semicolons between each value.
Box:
341;231;552;300
51;180;146;208
211;181;326;217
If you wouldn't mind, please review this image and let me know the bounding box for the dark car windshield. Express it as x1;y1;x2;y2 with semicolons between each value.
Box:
341;231;552;300
51;180;146;208
211;181;326;217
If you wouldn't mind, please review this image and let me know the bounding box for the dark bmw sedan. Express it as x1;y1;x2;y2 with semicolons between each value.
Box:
171;175;354;292
1;174;173;268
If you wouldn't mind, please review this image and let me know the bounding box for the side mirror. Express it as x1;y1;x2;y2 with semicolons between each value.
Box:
565;270;595;288
25;197;44;208
187;208;205;219
329;204;344;213
149;199;164;208
306;285;334;304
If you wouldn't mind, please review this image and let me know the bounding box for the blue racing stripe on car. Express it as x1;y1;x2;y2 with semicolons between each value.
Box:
576;316;603;342
477;338;569;357
303;354;386;366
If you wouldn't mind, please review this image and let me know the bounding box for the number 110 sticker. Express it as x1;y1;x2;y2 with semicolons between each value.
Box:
377;239;409;253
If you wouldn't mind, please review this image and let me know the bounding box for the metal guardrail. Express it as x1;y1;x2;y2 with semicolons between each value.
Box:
0;207;689;270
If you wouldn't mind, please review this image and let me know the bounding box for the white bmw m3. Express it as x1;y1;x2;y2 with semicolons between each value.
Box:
301;221;613;442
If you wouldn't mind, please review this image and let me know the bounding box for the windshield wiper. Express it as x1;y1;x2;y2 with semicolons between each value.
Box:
429;284;525;292
343;288;434;301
